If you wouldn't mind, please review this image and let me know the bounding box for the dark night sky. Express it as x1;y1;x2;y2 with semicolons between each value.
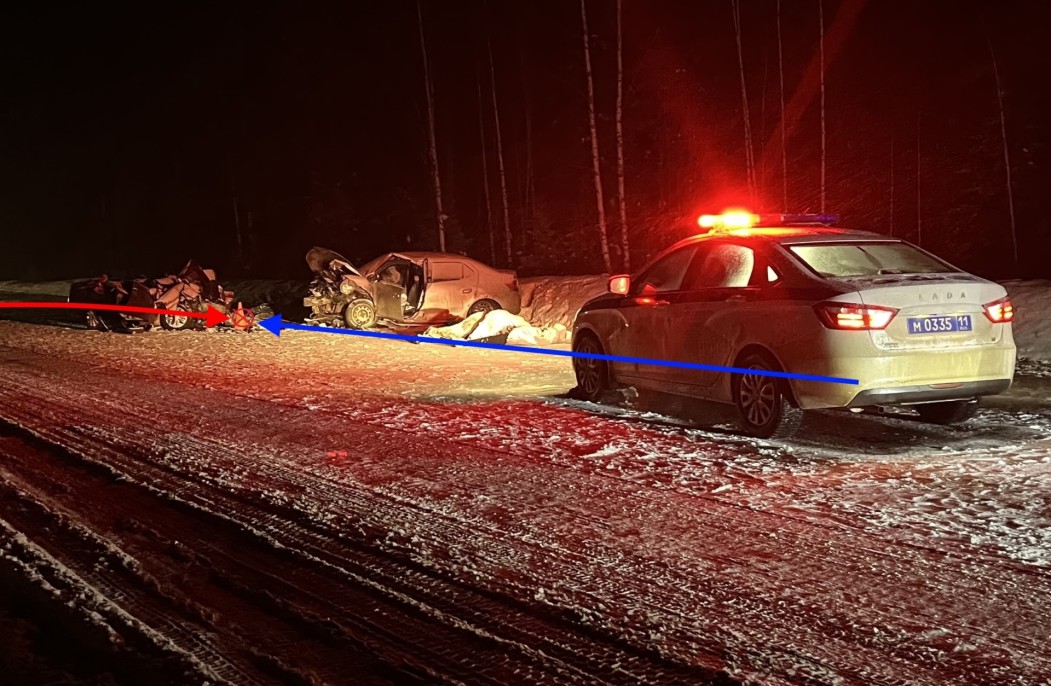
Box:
1;1;1048;280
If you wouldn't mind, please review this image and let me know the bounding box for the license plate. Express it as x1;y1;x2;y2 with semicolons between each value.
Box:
907;314;972;334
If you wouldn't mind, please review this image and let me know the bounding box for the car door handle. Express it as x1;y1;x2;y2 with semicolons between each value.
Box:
727;294;747;302
462;288;472;294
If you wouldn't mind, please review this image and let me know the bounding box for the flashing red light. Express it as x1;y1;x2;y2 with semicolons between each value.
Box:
814;302;898;330
983;296;1014;323
698;210;759;230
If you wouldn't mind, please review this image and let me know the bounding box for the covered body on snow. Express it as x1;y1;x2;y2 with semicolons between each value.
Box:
303;247;520;329
68;261;234;332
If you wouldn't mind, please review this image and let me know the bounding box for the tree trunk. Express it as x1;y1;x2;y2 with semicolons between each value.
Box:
731;0;757;203
417;1;446;252
517;23;536;253
916;110;922;247
487;34;513;267
580;0;613;274
988;37;1018;268
777;0;788;211
889;135;895;237
476;70;496;265
614;0;631;272
819;0;827;213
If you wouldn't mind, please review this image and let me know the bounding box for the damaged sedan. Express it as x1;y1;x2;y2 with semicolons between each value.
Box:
68;260;234;332
303;247;520;329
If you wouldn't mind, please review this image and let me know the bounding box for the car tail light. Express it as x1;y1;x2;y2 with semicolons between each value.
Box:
814;302;898;330
983;296;1014;323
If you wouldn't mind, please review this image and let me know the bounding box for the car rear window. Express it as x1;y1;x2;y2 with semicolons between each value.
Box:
787;242;956;278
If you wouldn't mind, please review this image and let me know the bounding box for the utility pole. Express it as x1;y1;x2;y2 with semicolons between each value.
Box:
417;1;446;251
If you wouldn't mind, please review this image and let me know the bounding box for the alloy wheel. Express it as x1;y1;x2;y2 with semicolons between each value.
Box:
573;338;604;398
738;366;777;427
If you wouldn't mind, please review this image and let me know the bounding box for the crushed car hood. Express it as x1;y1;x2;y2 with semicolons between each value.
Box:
306;247;363;277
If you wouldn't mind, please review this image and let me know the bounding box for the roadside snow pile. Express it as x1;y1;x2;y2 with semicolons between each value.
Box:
1003;280;1051;361
0;279;78;299
519;275;608;328
422;309;569;346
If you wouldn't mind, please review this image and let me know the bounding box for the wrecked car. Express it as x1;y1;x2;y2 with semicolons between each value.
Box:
303;247;520;329
68;260;234;332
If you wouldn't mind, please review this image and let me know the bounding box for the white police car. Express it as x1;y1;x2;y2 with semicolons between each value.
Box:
571;211;1016;438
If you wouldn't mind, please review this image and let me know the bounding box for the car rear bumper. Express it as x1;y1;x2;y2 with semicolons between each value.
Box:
845;379;1012;407
790;344;1016;409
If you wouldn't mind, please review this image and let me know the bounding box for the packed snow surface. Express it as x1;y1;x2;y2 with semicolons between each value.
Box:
1;308;1050;683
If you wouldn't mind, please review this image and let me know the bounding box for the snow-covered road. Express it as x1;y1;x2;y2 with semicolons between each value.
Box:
1;319;1050;685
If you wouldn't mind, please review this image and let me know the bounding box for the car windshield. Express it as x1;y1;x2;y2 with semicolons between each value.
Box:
358;255;388;276
788;242;957;278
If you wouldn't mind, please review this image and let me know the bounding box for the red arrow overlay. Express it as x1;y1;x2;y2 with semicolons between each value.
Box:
0;302;230;327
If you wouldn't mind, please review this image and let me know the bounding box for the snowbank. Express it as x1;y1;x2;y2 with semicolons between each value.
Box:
0;279;79;299
6;275;1050;361
518;275;608;328
1003;280;1051;362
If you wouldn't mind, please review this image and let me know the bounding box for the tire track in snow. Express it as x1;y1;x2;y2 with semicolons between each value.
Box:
1;333;1050;683
0;369;724;683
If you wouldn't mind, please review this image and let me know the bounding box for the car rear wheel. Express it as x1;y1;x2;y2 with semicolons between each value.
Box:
733;353;803;439
85;311;106;331
573;334;610;402
467;299;500;317
915;399;979;425
160;307;196;331
343;299;376;329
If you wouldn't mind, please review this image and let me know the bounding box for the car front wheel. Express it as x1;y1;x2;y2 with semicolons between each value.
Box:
915;399;979;425
572;334;611;402
343;299;377;329
733;353;803;439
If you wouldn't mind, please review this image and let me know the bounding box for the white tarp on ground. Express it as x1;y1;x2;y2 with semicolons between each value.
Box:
421;309;569;346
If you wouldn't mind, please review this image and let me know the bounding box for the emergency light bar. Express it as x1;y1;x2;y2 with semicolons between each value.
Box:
697;211;840;232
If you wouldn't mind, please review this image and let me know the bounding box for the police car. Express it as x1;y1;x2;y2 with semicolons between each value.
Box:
571;211;1016;438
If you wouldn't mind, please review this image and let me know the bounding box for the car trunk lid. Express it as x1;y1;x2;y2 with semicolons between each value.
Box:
844;274;1008;351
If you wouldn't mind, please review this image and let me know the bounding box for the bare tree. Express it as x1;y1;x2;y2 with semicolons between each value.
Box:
889;135;895;237
476;69;496;265
487;34;513;266
517;17;536;252
988;37;1018;268
416;1;446;251
580;0;612;273
731;0;757;202
777;0;788;211
819;0;827;212
614;0;630;271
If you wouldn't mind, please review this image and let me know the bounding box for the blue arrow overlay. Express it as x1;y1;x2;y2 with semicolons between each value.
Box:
257;315;860;386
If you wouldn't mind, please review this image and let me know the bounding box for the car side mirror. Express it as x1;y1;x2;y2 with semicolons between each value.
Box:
608;274;631;296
